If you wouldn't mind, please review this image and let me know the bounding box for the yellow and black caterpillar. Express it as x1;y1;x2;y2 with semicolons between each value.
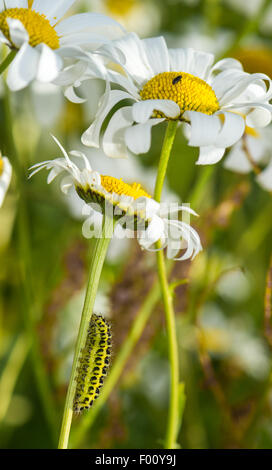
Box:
73;314;112;413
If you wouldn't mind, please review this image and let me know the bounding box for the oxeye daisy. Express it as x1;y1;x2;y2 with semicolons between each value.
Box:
0;153;12;207
81;32;272;165
0;0;125;91
224;125;272;192
29;136;202;261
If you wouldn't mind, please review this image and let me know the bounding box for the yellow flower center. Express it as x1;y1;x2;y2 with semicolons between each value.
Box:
100;175;151;200
0;157;4;177
140;71;220;118
0;8;60;49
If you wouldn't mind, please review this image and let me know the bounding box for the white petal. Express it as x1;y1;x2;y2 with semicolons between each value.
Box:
257;163;272;191
246;108;272;128
82;85;133;148
0;30;10;45
196;146;225;165
132;100;180;123
53;61;88;87
64;85;86;103
186;111;221;147
103;106;134;158
224;142;251;174
7;18;28;48
125;119;165;155
36;44;62;83
0;157;12;207
141;36;170;75
99;32;152;87
31;81;63;128
219;73;271;106
47;166;65;184
211;69;245;101
135;197;160;218
55;12;125;37
215;112;245;148
138;215;165;249
210;57;242;74
32;0;75;24
7;42;39;91
5;0;27;7
169;48;214;80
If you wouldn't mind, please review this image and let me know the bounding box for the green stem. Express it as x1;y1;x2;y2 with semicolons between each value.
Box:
154;121;180;449
58;214;114;450
154;121;178;201
204;0;221;33
0;50;16;75
0;334;29;423
71;268;172;447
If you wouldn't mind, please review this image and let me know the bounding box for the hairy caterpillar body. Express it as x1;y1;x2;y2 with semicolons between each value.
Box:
73;314;112;413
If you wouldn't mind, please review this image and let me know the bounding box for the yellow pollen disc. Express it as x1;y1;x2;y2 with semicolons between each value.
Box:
0;8;60;49
140;71;219;118
245;125;260;139
100;175;151;200
0;157;3;177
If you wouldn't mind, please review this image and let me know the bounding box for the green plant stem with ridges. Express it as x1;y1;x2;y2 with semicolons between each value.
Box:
71;264;173;447
0;49;16;75
58;214;114;449
0;334;29;422
154;120;180;449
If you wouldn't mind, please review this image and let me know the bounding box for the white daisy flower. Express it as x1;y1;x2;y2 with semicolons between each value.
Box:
0;153;12;207
0;0;125;91
29;136;202;261
224;125;272;192
81;32;272;165
87;0;161;37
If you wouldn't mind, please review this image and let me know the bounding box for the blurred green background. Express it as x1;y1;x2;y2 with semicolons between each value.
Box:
1;0;272;449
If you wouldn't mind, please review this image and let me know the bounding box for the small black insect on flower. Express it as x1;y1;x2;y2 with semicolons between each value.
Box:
172;75;182;85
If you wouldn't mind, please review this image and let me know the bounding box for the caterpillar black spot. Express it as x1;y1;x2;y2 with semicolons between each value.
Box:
73;314;112;413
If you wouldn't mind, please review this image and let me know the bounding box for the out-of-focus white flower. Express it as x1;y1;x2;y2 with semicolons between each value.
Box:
81;32;272;165
0;154;12;207
0;0;125;91
224;125;272;192
199;304;270;380
30;81;64;128
88;0;161;37
216;269;250;302
166;24;233;57
29;136;202;261
225;0;263;17
225;0;272;35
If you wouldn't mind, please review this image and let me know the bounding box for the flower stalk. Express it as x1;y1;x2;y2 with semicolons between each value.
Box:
58;214;114;449
0;50;16;75
154;120;181;449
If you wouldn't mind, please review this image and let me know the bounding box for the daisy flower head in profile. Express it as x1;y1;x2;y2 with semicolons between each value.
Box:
81;32;272;165
224;124;272;192
0;152;12;207
29;136;202;261
0;0;126;91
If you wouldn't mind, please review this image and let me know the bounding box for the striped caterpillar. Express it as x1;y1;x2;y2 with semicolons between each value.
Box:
73;314;112;413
